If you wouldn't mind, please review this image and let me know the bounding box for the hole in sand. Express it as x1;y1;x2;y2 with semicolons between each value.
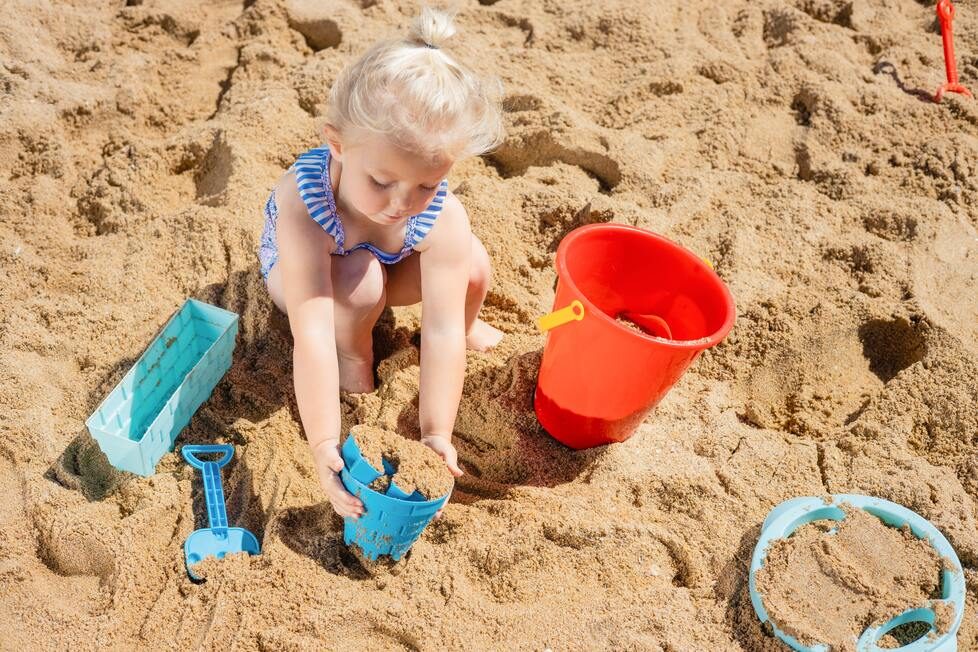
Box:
277;505;371;580
47;432;122;502
791;90;816;126
286;12;342;51
743;326;888;435
858;317;926;383
446;350;592;493
486;131;622;192
32;499;118;583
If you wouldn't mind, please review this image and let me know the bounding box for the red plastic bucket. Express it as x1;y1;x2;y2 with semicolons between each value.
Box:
534;224;736;449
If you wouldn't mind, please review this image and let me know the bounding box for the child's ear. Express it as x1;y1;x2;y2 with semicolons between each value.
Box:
323;123;344;161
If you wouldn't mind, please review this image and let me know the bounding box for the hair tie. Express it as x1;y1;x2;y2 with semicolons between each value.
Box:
423;41;439;50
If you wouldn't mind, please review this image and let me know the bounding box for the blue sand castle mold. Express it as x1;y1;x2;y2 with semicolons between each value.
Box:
383;477;425;501
341;434;427;501
341;435;383;485
182;444;260;580
339;436;450;560
85;299;238;476
379;456;427;502
749;494;965;652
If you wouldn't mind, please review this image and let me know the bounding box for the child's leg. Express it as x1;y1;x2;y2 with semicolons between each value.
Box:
385;234;503;351
460;236;503;351
330;250;387;392
265;248;386;393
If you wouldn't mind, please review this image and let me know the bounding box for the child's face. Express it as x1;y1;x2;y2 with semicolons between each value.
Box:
332;131;453;227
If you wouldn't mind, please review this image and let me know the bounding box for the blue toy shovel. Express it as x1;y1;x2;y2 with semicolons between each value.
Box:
182;444;260;580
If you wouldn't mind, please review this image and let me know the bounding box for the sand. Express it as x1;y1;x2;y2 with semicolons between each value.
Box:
2;0;978;649
352;424;407;477
617;315;652;336
349;425;455;499
755;507;943;651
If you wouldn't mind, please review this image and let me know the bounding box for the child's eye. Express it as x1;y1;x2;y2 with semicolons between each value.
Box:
370;177;392;189
420;184;437;192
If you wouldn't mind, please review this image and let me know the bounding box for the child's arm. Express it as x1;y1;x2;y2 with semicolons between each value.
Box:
274;175;364;518
415;195;472;477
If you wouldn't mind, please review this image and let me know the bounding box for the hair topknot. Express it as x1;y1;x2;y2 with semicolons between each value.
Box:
409;6;457;50
325;7;504;161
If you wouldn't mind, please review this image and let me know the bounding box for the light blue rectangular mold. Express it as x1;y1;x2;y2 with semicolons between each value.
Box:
85;299;239;476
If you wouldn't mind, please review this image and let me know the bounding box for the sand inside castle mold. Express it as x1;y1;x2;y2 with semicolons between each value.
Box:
350;425;454;499
756;507;945;651
2;0;977;649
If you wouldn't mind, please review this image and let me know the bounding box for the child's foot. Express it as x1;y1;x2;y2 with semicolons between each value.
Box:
466;319;503;351
338;352;375;393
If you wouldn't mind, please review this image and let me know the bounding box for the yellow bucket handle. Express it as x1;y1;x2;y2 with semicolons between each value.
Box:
537;300;585;332
537;258;709;333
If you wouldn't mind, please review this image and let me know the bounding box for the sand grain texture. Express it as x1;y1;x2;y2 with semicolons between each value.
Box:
755;507;944;651
350;425;454;498
2;0;978;649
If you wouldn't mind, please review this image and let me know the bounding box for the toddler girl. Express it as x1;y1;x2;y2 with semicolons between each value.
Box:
257;8;504;518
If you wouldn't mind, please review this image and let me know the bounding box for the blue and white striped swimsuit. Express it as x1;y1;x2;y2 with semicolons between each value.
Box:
258;146;448;279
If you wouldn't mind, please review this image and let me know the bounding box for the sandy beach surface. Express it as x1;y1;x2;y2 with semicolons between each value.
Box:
1;0;977;649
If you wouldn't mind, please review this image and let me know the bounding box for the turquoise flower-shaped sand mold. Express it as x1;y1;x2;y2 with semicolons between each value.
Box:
339;436;450;561
85;299;238;476
182;444;260;580
749;494;965;652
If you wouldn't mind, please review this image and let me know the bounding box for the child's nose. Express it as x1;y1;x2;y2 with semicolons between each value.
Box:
390;191;411;212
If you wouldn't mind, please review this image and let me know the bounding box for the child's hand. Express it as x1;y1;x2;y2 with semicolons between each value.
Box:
312;440;363;519
421;434;464;477
421;434;462;520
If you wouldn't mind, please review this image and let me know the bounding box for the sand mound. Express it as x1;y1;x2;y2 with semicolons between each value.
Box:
1;0;977;649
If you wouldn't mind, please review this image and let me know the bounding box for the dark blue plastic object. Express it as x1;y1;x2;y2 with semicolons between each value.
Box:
339;437;451;560
182;444;260;579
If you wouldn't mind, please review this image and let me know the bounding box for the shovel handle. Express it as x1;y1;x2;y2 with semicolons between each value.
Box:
182;444;234;469
183;445;232;536
934;0;973;100
537;300;585;332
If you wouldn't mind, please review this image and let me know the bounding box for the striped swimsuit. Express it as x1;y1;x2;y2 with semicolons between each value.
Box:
258;146;448;279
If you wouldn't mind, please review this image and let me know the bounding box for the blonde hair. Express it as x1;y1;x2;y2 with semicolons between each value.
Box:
326;7;504;161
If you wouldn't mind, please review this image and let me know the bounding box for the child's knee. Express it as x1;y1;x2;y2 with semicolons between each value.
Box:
469;237;492;292
265;265;289;314
341;251;387;311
